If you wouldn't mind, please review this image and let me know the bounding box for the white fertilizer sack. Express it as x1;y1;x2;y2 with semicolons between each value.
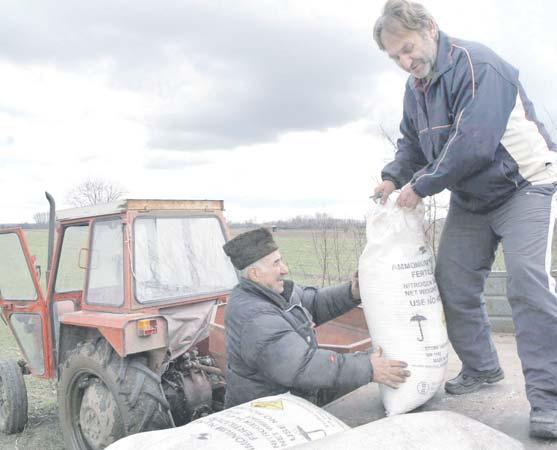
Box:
106;393;349;450
296;411;524;450
359;197;448;415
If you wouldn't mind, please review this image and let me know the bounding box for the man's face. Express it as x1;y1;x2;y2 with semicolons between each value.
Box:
381;24;438;79
250;250;289;294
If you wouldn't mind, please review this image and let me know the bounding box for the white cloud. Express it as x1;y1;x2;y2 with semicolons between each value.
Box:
0;0;556;223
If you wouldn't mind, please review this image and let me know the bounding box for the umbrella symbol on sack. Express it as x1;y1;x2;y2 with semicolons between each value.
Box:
410;314;427;341
297;426;327;441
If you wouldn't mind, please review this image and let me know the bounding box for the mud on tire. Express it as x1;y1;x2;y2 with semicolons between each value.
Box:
58;338;173;450
0;359;28;434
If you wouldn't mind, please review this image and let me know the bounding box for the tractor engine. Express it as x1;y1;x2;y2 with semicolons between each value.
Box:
161;349;225;426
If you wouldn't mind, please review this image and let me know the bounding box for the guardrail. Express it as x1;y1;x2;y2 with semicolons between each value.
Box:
485;270;557;333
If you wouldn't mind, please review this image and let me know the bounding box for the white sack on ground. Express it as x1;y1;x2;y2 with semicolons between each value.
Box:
295;411;524;450
359;197;448;415
106;393;349;450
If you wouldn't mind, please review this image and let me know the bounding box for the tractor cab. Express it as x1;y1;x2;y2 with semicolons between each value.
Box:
50;199;238;369
0;197;238;448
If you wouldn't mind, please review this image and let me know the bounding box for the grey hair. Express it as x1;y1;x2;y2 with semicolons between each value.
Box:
373;0;438;50
240;259;263;279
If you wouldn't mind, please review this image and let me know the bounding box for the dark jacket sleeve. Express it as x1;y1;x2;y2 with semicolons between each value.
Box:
410;57;517;197
297;282;360;326
240;311;372;392
381;84;428;188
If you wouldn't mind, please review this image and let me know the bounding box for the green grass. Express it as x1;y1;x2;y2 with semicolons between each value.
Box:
274;229;364;286
0;229;51;294
230;224;557;286
14;225;551;294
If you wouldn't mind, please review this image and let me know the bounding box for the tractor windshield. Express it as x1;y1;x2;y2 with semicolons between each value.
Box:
133;215;238;303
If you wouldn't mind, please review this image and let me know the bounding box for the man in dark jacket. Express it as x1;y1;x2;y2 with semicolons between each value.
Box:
222;227;410;408
373;0;557;438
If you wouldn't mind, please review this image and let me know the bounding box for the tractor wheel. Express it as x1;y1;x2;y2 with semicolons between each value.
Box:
0;359;28;434
58;339;173;450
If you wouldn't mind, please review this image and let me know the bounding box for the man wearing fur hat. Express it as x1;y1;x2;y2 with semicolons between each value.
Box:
222;227;410;408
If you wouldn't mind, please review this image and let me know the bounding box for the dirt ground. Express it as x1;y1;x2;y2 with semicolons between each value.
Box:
0;324;65;450
1;400;64;450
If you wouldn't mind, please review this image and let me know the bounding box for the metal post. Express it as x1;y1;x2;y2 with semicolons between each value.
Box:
45;192;56;280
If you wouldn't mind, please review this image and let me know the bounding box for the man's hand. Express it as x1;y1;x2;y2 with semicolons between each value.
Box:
369;346;411;388
373;180;396;205
396;183;421;209
350;271;360;300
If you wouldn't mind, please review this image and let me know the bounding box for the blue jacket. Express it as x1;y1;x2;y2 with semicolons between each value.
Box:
224;278;372;408
383;31;557;213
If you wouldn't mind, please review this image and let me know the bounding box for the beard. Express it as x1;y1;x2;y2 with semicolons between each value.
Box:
413;34;437;79
412;60;434;79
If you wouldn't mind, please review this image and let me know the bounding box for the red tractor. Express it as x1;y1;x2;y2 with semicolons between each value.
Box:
0;194;370;449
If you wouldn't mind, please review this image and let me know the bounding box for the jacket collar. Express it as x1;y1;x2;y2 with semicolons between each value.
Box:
238;278;291;310
431;30;454;84
411;30;454;92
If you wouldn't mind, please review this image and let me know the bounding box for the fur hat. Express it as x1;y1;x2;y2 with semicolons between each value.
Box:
223;228;278;270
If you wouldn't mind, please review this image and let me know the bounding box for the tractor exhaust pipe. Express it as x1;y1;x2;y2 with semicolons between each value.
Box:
45;192;56;280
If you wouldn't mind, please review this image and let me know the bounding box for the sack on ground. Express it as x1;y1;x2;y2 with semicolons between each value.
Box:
359;197;448;415
106;393;349;450
295;411;524;450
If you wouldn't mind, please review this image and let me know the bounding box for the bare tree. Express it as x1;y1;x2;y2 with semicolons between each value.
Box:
423;196;449;262
331;220;357;284
378;123;398;151
33;211;49;225
66;179;127;207
378;123;447;258
348;218;366;259
311;213;334;287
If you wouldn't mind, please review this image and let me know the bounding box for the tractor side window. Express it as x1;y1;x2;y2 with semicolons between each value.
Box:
0;233;37;301
55;225;90;293
86;219;124;306
134;216;238;302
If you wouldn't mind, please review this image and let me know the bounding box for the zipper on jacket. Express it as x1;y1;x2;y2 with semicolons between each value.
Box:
501;161;519;188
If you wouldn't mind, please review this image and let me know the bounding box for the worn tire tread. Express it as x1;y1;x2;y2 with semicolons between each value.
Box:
0;359;28;434
58;339;172;449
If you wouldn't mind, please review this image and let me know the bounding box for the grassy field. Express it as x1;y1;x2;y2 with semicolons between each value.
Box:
273;228;365;286
7;225;515;292
246;227;512;283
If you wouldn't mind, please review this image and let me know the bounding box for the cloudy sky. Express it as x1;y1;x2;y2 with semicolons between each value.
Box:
1;0;556;223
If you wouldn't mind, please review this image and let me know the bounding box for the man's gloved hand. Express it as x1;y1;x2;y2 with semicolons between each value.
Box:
369;346;411;388
350;271;360;300
396;183;421;209
373;180;396;205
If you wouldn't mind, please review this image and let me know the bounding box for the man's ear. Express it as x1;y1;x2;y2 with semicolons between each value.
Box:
246;266;258;282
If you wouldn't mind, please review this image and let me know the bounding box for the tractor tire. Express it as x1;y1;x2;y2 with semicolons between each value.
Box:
0;359;28;434
58;338;173;450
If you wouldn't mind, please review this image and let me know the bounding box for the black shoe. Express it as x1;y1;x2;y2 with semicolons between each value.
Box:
445;367;504;395
530;408;557;439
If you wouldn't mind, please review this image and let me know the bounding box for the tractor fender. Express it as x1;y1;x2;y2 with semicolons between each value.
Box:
59;311;168;357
